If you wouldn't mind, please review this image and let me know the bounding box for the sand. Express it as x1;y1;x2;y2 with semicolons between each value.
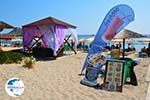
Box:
0;47;22;51
0;52;150;100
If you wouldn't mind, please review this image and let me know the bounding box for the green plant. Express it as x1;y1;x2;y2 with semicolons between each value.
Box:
0;51;27;64
22;56;36;68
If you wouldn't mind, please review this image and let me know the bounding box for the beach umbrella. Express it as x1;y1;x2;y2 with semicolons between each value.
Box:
111;38;131;43
0;21;14;48
79;35;95;43
112;38;141;44
115;29;145;58
0;21;14;30
7;27;22;37
115;29;145;39
111;38;135;45
137;38;150;44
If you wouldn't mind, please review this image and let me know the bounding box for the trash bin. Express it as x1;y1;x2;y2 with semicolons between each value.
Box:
123;59;132;83
120;58;138;86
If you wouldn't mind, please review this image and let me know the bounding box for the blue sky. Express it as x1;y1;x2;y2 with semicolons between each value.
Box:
0;0;149;35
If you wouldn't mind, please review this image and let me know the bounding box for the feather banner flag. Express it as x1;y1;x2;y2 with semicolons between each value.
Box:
80;4;135;86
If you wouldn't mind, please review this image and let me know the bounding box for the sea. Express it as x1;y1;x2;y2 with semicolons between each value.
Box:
78;34;149;52
78;34;93;39
0;34;148;52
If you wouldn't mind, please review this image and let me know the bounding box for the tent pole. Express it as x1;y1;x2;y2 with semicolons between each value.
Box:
64;39;77;54
0;32;1;48
122;38;125;58
0;32;1;47
0;28;4;50
56;34;77;57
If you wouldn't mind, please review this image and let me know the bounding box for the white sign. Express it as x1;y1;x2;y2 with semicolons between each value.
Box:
5;77;25;97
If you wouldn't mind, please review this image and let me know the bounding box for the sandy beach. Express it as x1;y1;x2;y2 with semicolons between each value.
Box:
0;52;150;100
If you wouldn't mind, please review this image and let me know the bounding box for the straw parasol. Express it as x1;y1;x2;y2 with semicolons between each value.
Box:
115;29;145;58
6;27;22;37
0;21;14;50
115;29;145;39
79;35;95;43
111;38;134;44
0;21;14;30
137;38;150;44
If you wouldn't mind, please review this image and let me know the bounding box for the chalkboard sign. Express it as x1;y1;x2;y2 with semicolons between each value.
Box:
103;59;125;92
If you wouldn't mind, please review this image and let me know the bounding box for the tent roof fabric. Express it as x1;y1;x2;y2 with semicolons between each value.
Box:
79;35;95;43
22;17;77;29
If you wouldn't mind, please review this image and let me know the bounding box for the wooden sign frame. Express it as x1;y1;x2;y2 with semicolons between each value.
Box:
103;59;125;92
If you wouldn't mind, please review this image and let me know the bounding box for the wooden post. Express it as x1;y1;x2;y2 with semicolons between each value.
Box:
122;38;125;58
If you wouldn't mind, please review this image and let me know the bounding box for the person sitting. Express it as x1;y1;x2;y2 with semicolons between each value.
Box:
148;41;150;49
127;44;136;52
115;44;120;49
77;42;82;50
147;41;150;57
110;49;121;59
132;47;136;51
139;46;148;57
111;44;115;49
127;44;132;52
70;40;75;49
119;42;122;49
105;45;111;50
141;46;147;53
82;42;85;50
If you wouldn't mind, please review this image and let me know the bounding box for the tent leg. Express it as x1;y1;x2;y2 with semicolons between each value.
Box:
56;34;77;57
30;35;43;49
65;40;77;54
0;32;1;47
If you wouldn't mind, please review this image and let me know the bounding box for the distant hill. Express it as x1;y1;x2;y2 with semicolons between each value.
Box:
2;28;22;37
144;34;150;37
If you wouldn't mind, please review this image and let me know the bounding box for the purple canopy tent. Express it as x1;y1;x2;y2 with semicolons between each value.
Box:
22;17;77;56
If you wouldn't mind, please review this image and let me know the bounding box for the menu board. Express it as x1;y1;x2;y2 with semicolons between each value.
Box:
103;59;125;92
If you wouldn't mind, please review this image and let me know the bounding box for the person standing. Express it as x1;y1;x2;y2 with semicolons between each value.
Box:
71;40;75;49
119;42;122;49
148;41;150;57
148;41;150;49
